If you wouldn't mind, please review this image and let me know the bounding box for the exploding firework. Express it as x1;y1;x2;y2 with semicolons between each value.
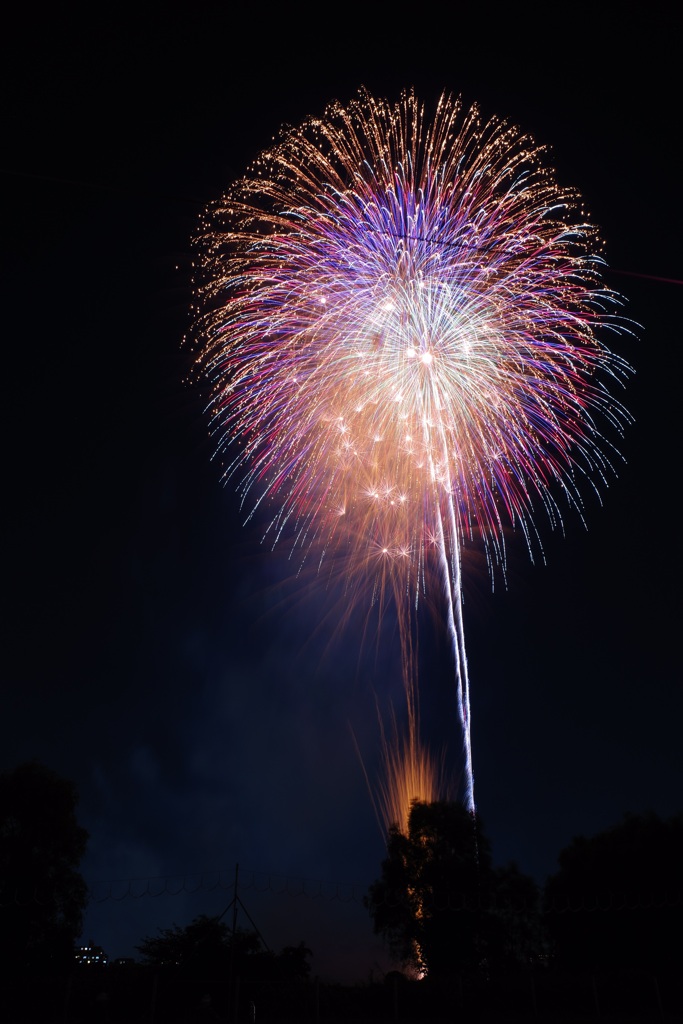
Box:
191;89;632;819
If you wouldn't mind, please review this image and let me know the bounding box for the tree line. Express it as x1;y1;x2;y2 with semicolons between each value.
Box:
2;761;681;982
365;798;683;981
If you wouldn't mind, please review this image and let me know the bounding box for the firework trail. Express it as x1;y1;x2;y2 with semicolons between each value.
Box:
192;89;632;819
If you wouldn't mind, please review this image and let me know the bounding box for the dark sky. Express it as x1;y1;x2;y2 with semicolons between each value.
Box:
2;5;680;983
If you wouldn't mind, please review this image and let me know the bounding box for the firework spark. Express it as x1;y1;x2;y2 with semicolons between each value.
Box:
192;89;632;818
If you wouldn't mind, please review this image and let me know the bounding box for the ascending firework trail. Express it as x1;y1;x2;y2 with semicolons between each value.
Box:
190;89;632;820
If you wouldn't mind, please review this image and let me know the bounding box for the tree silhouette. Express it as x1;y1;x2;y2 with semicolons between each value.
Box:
137;915;238;975
0;761;88;973
366;800;538;981
544;811;683;971
489;861;543;971
137;916;312;981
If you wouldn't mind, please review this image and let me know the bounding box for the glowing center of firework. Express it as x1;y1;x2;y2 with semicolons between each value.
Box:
405;346;434;366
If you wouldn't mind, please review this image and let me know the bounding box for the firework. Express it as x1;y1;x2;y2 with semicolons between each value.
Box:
192;89;632;817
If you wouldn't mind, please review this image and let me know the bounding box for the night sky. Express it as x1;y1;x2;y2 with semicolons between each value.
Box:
2;6;680;983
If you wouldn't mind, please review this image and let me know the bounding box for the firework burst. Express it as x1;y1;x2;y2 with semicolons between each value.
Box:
191;89;632;819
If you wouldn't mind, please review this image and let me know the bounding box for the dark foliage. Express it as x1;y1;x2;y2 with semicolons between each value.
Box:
544;811;683;970
137;914;238;974
0;761;88;974
136;915;312;981
365;800;540;980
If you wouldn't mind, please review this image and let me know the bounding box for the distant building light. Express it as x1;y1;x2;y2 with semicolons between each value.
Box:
75;943;108;966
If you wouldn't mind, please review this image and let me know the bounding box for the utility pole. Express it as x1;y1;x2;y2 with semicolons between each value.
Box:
218;864;271;1023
